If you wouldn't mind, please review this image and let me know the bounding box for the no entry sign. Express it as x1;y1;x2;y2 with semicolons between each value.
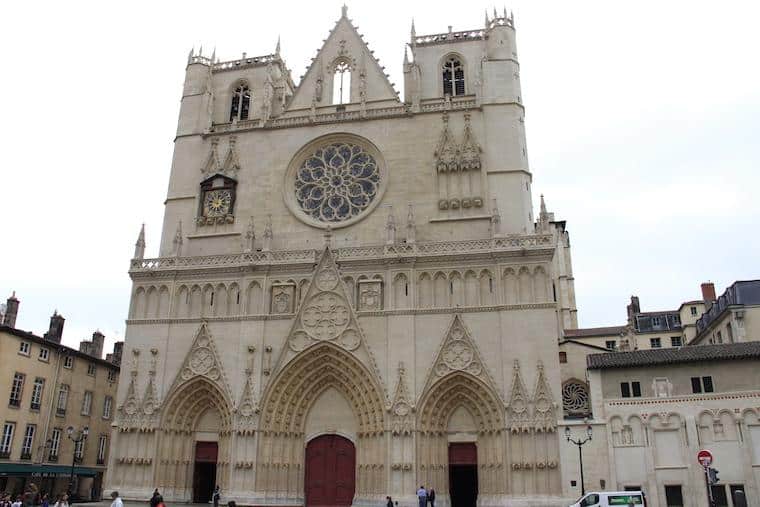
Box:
698;449;713;467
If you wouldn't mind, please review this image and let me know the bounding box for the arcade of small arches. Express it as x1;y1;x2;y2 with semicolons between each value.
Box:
128;264;554;320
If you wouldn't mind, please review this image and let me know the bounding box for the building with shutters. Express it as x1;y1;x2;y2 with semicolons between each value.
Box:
0;294;121;500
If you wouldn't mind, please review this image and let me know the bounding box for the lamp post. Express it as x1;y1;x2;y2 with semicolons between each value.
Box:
565;423;593;496
66;425;89;499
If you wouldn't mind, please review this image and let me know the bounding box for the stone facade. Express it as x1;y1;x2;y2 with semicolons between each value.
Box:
105;7;585;507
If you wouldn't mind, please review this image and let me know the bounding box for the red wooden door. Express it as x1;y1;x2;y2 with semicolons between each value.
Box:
305;434;356;507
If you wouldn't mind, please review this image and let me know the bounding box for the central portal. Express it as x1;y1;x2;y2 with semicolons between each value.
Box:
304;434;356;507
449;442;478;507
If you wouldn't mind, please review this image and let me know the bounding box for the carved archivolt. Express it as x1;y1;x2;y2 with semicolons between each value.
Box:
506;360;532;432
161;376;234;433
260;342;386;434
418;372;504;433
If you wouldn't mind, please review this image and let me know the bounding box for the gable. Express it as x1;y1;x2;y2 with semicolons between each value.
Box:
287;8;399;110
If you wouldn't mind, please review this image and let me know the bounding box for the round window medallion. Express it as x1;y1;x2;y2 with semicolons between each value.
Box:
285;134;387;228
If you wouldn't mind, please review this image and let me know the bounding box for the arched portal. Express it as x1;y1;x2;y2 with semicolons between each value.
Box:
156;377;233;502
417;372;506;505
256;342;386;503
305;434;356;507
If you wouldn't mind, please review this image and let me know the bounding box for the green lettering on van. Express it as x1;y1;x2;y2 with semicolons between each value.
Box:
609;495;643;505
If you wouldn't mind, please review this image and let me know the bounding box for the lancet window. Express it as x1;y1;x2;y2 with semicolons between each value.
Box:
229;84;251;121
332;60;352;104
442;56;465;96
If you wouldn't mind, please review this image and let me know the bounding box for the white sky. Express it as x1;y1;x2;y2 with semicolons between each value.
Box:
1;0;758;354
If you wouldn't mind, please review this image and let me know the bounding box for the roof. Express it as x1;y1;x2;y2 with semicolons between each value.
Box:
559;339;612;352
564;326;625;338
0;325;120;370
587;341;760;370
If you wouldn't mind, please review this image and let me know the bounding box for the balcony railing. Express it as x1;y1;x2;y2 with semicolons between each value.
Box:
131;234;555;274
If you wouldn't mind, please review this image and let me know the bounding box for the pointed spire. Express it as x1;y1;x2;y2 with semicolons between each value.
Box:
386;207;396;245
275;35;281;56
410;19;416;41
199;45;203;57
403;45;409;66
134;223;146;260
504;6;508;19
341;4;348;18
406;204;416;244
485;9;490;28
540;194;548;217
493;7;498;19
211;47;216;63
172;221;183;257
187;47;194;64
262;215;273;252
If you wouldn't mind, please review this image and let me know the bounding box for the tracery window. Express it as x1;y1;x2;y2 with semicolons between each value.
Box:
332;60;351;104
562;380;590;418
229;84;251;121
442;57;465;96
294;142;380;223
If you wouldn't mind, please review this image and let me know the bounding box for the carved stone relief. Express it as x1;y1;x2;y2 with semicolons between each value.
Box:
271;283;296;314
358;279;383;311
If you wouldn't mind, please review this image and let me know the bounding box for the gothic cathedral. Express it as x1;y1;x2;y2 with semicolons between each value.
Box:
108;8;578;506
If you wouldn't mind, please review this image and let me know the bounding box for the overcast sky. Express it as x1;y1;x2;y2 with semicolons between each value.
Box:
1;0;758;353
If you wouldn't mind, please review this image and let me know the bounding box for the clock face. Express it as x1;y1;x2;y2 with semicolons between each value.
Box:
203;189;232;217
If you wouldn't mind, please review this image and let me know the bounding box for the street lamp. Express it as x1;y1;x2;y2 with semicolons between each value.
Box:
565;423;593;496
66;425;89;498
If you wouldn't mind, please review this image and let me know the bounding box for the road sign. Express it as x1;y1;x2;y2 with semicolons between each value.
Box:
697;449;713;467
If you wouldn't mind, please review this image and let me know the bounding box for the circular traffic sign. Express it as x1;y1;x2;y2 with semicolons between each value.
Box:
698;449;713;467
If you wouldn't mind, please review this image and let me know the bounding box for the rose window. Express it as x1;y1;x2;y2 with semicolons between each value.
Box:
294;142;381;223
562;381;590;416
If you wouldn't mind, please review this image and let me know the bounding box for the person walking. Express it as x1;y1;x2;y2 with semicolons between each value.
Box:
52;495;68;507
40;494;49;507
212;485;221;507
150;489;160;507
428;488;436;507
416;486;427;507
109;491;123;507
386;496;394;507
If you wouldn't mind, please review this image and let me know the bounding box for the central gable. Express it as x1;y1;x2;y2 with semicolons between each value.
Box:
287;6;399;110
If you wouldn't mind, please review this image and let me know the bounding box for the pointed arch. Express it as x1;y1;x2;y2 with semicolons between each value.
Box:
131;287;146;319
245;281;262;314
479;269;494;305
464;270;479;306
157;286;170;318
418;371;504;433
393;272;409;309
174;285;190;318
502;268;517;305
259;342;385;434
518;266;532;303
256;342;386;496
214;283;228;317
145;286;158;318
418;272;432;308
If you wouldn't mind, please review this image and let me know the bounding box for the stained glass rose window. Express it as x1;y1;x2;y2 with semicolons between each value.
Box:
294;142;381;223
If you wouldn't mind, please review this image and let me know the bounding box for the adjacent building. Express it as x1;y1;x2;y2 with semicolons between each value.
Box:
692;280;760;346
0;294;121;500
584;343;760;507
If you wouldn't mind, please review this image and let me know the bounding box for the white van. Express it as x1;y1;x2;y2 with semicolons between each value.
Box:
569;491;644;507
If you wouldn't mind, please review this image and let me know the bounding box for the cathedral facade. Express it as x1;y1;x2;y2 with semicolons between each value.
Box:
107;8;580;506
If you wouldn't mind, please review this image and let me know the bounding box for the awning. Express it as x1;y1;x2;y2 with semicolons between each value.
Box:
0;463;100;477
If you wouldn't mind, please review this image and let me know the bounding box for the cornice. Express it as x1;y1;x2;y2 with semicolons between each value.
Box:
125;302;556;325
605;390;760;407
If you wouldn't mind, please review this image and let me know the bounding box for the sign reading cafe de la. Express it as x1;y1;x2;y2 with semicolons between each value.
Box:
109;7;583;506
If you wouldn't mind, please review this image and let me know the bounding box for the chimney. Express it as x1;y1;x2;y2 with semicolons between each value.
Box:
626;295;640;323
2;292;19;328
91;331;105;359
43;311;65;343
701;282;716;310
